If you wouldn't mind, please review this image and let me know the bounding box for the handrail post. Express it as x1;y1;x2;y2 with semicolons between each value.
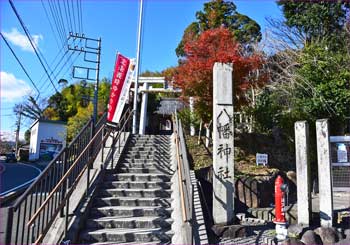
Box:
60;149;68;217
3;206;14;244
64;198;69;237
101;126;105;164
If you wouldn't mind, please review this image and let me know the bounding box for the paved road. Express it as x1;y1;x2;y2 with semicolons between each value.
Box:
0;163;41;196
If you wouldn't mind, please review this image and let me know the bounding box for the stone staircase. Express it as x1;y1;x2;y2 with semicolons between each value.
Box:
79;134;175;244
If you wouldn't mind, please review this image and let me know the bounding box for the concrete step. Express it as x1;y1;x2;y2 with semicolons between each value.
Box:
128;146;156;151
117;163;173;173
127;150;156;154
90;206;172;218
128;143;157;147
93;197;172;208
122;154;156;160
97;188;172;198
104;173;172;182
118;167;172;174
80;227;173;243
118;162;158;168
101;181;172;189
120;158;154;163
90;241;170;245
86;216;173;229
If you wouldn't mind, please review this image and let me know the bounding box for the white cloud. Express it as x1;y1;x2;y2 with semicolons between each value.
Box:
2;28;43;52
0;131;25;142
0;71;32;101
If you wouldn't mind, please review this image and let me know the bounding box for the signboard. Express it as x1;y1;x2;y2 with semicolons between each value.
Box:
39;138;63;160
107;54;135;124
256;153;268;166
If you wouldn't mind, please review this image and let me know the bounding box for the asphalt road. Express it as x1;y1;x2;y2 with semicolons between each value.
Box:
0;163;41;196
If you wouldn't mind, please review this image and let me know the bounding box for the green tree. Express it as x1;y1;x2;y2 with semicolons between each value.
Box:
67;103;93;141
278;1;350;48
176;0;261;57
24;129;31;145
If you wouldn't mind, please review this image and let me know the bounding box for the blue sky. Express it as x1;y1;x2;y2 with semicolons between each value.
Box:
0;0;283;141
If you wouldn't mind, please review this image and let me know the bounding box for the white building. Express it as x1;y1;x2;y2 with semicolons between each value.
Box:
29;119;67;161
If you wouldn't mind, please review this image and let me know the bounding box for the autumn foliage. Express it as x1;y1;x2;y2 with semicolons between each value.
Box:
174;27;267;122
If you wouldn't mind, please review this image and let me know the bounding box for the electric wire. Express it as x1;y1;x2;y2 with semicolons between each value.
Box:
1;32;40;97
8;0;58;93
63;0;73;33
71;0;77;34
40;0;61;50
79;0;83;34
52;0;67;43
55;0;68;40
47;0;65;46
76;0;81;34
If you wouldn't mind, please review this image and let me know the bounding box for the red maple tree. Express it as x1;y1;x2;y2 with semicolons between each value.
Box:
174;27;267;122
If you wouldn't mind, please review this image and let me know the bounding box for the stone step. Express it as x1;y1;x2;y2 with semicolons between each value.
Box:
93;197;172;208
128;143;157;147
117;163;173;172
104;173;172;182
80;227;173;243
122;154;156;160
90;206;172;218
101;181;172;189
97;188;172;198
86;216;173;229
90;241;170;245
121;158;171;164
128;146;156;151
118;167;172;174
118;162;158;168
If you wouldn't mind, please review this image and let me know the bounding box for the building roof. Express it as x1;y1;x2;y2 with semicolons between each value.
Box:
30;119;67;129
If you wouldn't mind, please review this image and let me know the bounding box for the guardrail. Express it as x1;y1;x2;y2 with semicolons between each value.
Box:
174;112;193;245
2;109;133;245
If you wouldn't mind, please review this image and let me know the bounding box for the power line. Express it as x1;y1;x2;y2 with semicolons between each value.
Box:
76;0;81;34
40;0;61;50
70;0;77;33
8;0;58;93
0;32;40;97
79;0;83;33
55;0;68;40
47;0;65;45
63;0;73;33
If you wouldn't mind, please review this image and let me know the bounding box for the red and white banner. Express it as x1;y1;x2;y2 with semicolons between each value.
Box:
107;54;135;124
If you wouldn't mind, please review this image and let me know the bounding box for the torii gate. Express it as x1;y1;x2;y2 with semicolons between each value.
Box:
132;76;182;135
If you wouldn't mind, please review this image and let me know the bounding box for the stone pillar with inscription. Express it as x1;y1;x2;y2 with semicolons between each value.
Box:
316;119;334;227
212;63;235;225
189;97;195;136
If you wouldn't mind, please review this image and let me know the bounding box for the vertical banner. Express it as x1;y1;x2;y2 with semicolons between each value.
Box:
107;54;135;124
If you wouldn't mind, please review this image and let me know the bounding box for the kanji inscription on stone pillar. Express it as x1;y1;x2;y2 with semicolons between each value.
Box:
212;62;234;225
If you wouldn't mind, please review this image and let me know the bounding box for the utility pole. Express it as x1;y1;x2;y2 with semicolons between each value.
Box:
93;38;101;123
68;33;101;123
132;0;144;134
15;105;22;156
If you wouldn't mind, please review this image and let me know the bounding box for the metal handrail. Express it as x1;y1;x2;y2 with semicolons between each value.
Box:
27;125;106;227
103;107;133;170
173;111;193;245
1;112;125;245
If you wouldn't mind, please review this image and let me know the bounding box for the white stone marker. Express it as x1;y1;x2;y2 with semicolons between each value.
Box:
295;121;311;226
316;119;334;227
189;97;196;136
212;63;235;225
139;82;149;135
